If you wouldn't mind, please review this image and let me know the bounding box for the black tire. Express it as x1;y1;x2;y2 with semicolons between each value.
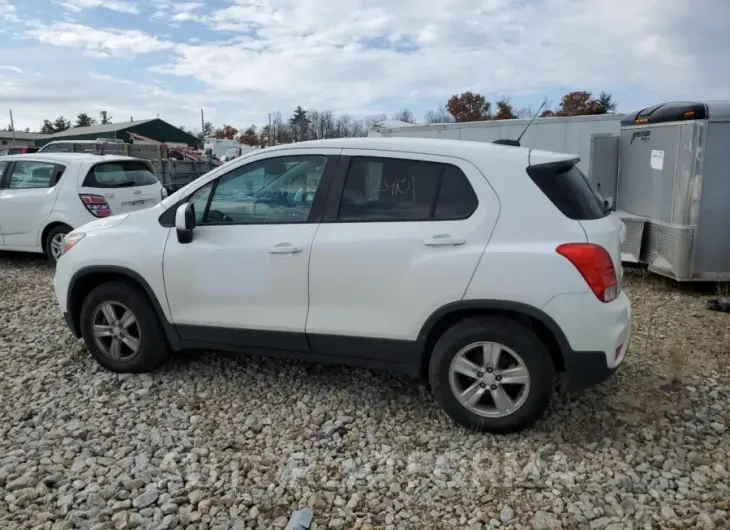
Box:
79;281;170;373
429;316;555;434
44;224;71;263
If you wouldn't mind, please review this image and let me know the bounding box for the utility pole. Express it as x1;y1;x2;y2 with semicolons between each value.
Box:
9;109;15;141
268;113;272;147
201;109;205;139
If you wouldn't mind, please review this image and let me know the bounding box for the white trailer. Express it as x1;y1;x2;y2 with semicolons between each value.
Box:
368;114;625;204
203;139;240;159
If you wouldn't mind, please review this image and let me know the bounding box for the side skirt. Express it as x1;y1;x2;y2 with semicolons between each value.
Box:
174;325;423;378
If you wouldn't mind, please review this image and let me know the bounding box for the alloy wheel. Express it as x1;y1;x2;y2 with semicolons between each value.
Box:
91;301;141;361
448;341;531;418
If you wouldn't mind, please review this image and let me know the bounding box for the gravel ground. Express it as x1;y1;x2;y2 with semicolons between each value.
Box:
0;253;729;530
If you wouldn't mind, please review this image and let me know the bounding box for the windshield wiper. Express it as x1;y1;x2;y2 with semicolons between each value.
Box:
115;180;138;188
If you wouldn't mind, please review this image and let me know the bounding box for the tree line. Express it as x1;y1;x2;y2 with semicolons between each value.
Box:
21;90;617;144
202;90;618;146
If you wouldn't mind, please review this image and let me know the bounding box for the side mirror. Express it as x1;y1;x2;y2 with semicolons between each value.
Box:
175;202;196;244
603;198;614;213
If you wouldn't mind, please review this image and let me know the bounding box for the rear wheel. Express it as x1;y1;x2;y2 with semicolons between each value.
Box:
79;281;170;373
429;316;555;434
44;224;71;263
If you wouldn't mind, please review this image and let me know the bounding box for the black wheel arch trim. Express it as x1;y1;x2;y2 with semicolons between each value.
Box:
66;265;182;348
417;299;572;351
417;299;615;390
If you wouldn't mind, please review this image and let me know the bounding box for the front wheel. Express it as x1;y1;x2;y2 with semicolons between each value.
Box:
429;317;555;434
79;281;170;373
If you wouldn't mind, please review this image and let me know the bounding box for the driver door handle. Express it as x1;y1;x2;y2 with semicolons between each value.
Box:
268;243;303;254
423;234;466;246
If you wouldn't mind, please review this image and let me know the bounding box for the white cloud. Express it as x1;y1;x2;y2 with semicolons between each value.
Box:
0;65;22;73
3;61;207;131
0;0;20;22
55;0;139;14
88;72;134;85
25;23;174;57
148;0;728;113
150;0;203;21
8;0;730;131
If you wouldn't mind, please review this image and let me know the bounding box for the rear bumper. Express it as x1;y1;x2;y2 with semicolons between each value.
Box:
563;345;627;389
542;290;632;390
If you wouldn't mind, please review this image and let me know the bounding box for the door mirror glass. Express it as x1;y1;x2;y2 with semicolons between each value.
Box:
175;202;196;243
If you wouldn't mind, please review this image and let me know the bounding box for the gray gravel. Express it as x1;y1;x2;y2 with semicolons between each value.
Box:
1;253;729;530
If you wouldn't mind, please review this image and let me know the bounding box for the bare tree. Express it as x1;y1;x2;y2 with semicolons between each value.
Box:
270;111;292;144
391;108;416;124
423;106;455;124
308;110;336;139
515;106;534;119
333;114;367;138
364;114;388;127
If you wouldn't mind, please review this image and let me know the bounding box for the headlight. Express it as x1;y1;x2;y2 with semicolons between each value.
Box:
62;232;86;255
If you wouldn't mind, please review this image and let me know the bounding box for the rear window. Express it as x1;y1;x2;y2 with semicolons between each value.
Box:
83;161;158;188
527;162;607;220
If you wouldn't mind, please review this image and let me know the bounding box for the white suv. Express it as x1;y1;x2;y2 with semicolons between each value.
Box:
0;153;166;262
53;137;631;433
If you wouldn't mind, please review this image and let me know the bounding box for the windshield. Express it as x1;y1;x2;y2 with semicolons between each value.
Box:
83;161;159;188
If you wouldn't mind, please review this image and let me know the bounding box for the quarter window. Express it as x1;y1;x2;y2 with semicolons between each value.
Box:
7;161;64;190
433;165;479;220
337;157;477;222
199;155;328;224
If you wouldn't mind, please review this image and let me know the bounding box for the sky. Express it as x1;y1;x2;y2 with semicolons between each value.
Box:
0;0;728;133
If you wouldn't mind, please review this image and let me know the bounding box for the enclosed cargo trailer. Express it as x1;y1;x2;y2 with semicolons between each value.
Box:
616;101;730;280
368;114;624;185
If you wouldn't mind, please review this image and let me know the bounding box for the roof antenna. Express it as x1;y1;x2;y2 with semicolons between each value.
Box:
492;100;547;147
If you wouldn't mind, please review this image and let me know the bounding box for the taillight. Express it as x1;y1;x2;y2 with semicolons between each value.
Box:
79;194;112;218
556;243;618;303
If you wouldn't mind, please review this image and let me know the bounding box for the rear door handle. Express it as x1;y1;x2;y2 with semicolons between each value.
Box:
423;235;466;246
268;243;303;254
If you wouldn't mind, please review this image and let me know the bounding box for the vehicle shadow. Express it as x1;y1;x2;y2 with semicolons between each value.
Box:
152;346;681;444
0;251;53;267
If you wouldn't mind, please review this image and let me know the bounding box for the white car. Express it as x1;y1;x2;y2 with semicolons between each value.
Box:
53;137;631;433
0;153;166;262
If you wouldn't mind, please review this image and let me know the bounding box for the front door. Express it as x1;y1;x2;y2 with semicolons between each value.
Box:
0;159;66;248
162;149;340;352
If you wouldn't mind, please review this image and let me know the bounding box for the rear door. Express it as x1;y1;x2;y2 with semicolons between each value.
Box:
527;158;623;282
306;150;500;361
0;159;67;248
78;160;162;215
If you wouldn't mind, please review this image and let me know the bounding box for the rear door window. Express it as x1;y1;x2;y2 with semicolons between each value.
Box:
526;162;607;220
7;161;65;189
83;161;159;188
337;157;477;222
